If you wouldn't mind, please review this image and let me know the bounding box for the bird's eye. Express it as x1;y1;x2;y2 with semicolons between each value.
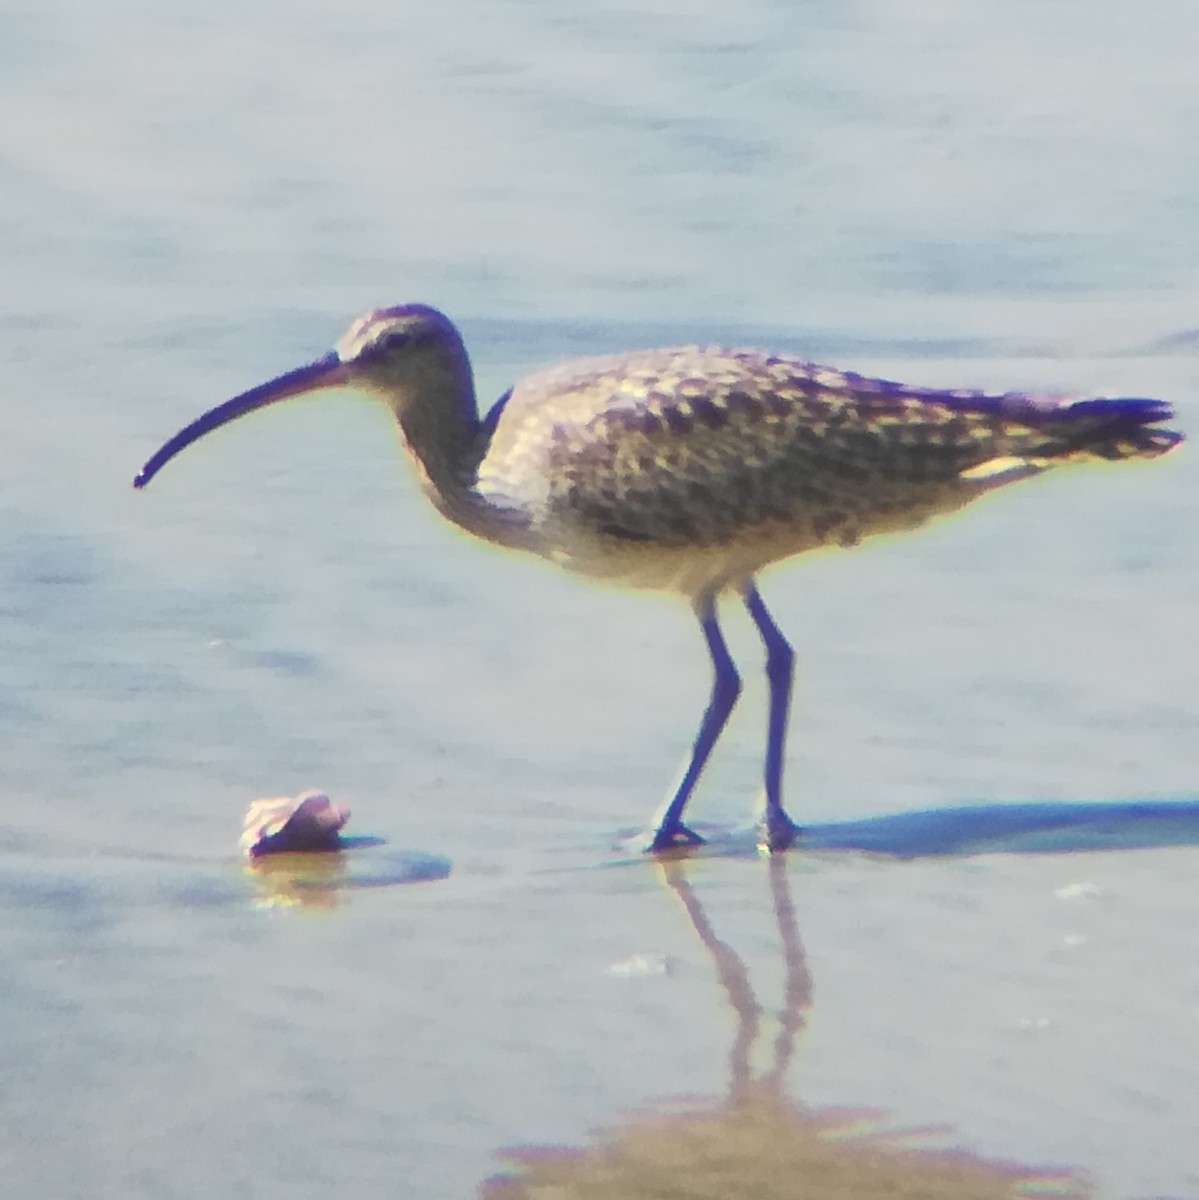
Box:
374;328;410;351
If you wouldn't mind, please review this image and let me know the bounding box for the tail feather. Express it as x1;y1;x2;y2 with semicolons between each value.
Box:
1052;396;1175;423
961;391;1184;462
1046;396;1184;461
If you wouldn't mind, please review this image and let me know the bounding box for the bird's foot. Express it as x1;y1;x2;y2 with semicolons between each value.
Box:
645;822;706;855
756;810;802;854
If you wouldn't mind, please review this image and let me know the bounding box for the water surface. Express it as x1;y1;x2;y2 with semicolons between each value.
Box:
3;2;1198;1197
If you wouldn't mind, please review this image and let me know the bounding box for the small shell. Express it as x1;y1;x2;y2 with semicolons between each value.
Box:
240;789;350;858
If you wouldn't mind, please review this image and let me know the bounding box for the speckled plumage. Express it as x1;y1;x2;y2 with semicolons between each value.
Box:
134;303;1184;853
470;340;1179;595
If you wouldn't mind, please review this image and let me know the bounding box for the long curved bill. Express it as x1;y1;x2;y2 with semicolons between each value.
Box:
133;351;351;489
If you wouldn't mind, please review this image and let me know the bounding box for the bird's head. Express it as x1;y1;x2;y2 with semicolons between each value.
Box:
133;303;468;489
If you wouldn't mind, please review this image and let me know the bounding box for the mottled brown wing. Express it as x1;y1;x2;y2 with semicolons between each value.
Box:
531;347;1028;547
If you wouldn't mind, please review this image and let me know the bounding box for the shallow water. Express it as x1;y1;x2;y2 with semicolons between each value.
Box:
3;2;1199;1197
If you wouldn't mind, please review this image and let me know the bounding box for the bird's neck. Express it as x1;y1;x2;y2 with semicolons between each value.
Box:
387;350;529;547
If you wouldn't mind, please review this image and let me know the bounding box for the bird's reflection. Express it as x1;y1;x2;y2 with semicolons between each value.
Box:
482;858;1090;1199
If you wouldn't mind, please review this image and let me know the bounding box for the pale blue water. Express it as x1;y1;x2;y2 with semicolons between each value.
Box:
3;2;1199;1197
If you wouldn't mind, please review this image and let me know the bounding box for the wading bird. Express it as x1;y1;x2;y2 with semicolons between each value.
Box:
134;304;1183;852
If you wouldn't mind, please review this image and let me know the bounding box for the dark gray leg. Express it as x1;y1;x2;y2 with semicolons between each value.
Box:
647;595;741;852
743;582;801;851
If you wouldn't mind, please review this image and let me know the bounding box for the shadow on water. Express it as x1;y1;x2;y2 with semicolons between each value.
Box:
482;858;1090;1199
803;797;1199;858
613;798;1199;862
225;795;1199;912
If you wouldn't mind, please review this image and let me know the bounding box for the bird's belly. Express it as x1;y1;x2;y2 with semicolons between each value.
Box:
538;485;969;598
546;534;795;596
539;521;865;598
549;535;782;595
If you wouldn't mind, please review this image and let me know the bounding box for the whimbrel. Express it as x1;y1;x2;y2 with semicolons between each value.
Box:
134;304;1183;852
